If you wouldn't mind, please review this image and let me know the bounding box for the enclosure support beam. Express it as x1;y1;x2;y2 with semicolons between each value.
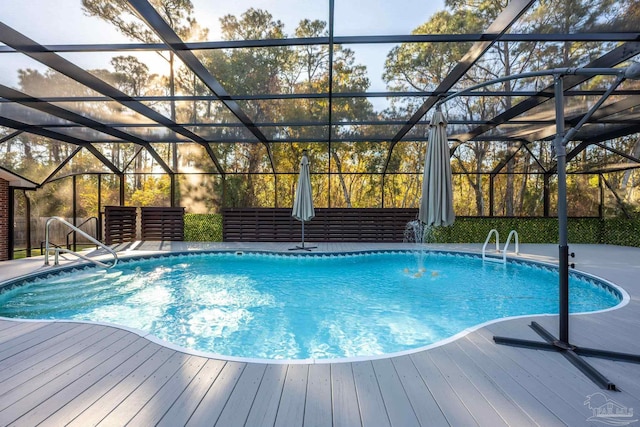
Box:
450;42;640;144
0;22;221;176
72;175;77;252
8;187;15;260
97;174;102;242
489;175;495;217
119;175;125;207
382;0;536;175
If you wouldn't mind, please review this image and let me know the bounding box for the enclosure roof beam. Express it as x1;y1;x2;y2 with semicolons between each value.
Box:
127;0;272;175
490;140;528;175
520;95;640;143
0;32;638;54
547;124;640;174
595;142;640;164
0;130;22;144
3;88;638;103
453;42;640;144
0;84;174;175
0;116;122;176
0;21;224;177
382;0;536;174
0;164;38;188
40;145;83;186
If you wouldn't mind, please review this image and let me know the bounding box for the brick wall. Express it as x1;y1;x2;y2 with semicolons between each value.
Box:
0;178;8;261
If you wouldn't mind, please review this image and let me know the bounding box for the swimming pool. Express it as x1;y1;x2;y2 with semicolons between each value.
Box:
0;251;623;361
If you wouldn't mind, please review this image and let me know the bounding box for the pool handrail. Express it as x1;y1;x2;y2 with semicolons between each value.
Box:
482;229;519;264
45;216;118;268
482;229;500;261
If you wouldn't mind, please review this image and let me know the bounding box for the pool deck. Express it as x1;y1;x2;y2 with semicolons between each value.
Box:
1;242;639;426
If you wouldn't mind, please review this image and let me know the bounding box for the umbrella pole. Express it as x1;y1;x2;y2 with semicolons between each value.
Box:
289;220;316;251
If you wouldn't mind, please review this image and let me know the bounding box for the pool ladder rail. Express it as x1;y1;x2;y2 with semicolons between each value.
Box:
482;229;519;264
44;216;118;269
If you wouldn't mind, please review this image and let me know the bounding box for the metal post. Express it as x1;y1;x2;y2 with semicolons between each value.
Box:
97;174;102;241
170;173;176;207
8;187;14;260
553;75;570;345
24;190;31;257
119;173;125;206
72;175;77;252
489;175;495;217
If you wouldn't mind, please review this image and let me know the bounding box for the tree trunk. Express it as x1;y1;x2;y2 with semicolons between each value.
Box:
331;150;352;207
170;52;178;172
503;41;515;216
621;136;640;199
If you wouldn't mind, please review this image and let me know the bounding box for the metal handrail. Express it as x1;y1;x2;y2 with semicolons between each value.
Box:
482;229;500;261
482;229;519;264
66;216;99;250
502;230;520;263
45;217;118;268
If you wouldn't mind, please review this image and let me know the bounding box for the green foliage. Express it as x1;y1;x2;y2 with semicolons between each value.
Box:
184;214;223;241
429;217;640;247
181;213;640;246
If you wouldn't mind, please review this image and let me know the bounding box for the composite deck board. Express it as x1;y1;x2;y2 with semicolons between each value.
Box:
351;361;392;427
0;329;129;424
127;355;208;426
410;350;480;426
428;346;509;426
371;358;421;427
66;346;177;427
441;342;538;427
243;364;288;427
330;362;362;427
185;361;246;427
214;362;267;427
2;243;640;426
0;322;83;357
0;326;119;396
390;356;449;427
465;330;592;425
10;337;150;427
274;364;309;427
97;351;193;426
0;327;122;404
37;341;157;427
0;321;51;345
0;324;103;381
303;363;332;427
586;357;640;401
156;358;227;427
455;336;565;426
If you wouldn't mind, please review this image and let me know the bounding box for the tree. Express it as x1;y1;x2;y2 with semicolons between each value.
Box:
82;0;207;172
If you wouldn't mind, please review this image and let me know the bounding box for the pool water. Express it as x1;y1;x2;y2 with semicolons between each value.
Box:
0;252;620;360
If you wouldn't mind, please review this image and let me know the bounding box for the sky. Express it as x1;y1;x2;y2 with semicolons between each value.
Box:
0;0;445;93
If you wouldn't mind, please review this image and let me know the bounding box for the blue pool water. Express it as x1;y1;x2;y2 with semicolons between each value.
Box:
0;251;621;360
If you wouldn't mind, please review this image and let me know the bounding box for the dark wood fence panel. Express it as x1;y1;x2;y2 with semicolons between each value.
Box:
223;208;418;242
141;207;185;241
104;206;137;244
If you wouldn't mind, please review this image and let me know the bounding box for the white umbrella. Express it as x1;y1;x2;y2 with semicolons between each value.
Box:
290;150;316;250
419;109;455;227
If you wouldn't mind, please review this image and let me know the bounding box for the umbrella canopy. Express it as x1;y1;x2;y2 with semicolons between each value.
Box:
418;110;455;227
292;151;315;222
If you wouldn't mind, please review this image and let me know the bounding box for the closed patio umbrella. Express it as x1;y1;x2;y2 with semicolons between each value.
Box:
290;150;316;250
418;109;455;227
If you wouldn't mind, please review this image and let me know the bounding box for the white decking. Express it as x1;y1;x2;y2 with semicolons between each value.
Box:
1;243;639;426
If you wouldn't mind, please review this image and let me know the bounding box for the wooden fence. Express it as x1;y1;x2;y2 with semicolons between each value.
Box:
223;208;418;242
